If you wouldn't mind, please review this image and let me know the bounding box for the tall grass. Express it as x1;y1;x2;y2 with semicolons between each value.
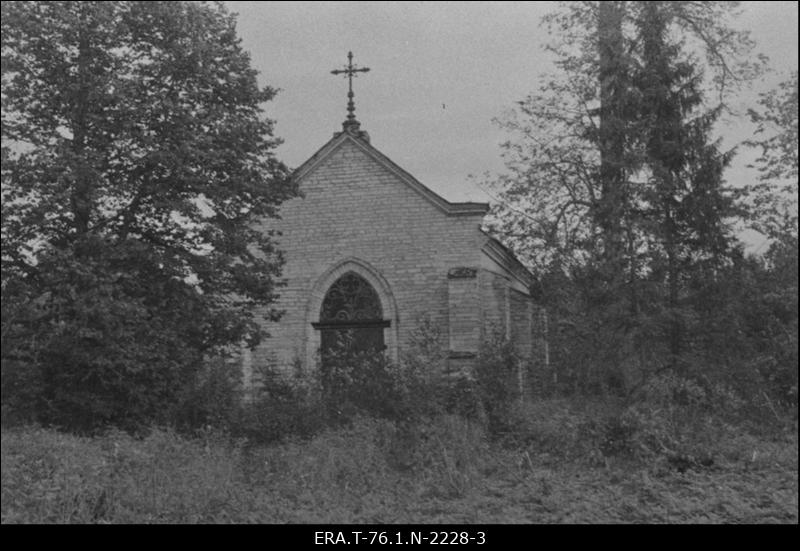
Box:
2;333;797;523
4;392;797;524
1;413;496;524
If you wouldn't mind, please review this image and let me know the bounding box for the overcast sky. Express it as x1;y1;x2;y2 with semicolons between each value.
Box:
226;1;798;216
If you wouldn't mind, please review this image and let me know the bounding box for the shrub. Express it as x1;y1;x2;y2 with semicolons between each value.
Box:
616;373;746;467
397;315;450;419
317;345;405;424
1;358;45;427
172;357;243;434
235;366;325;443
474;331;522;437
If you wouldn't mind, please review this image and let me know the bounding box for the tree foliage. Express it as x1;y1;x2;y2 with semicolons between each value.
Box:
746;71;798;241
1;1;296;430
480;1;790;397
738;71;799;410
749;71;799;186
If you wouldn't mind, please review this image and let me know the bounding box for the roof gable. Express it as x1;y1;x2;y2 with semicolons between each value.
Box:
290;128;536;292
292;131;490;217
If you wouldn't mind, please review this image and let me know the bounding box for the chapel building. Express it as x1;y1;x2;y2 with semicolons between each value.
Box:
242;55;540;387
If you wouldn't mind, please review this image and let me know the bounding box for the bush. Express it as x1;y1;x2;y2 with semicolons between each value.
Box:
1;358;44;427
235;366;325;444
487;397;625;464
318;347;406;424
614;373;747;467
0;244;213;434
396;315;450;419
475;331;522;437
172;357;243;434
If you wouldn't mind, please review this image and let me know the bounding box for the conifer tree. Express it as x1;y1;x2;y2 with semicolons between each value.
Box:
482;1;759;388
632;1;738;372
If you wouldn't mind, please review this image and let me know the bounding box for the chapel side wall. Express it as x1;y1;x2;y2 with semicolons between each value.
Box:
479;269;512;342
510;288;534;362
477;257;539;398
248;139;484;377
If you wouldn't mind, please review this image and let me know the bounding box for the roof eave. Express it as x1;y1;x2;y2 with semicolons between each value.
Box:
480;230;535;290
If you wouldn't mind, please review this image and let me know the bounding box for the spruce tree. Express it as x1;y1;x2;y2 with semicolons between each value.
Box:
632;1;738;373
482;1;759;389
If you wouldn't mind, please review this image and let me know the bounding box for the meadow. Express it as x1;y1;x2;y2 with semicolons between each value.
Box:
3;398;796;524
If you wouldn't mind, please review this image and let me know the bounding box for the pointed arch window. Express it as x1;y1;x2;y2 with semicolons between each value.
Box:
312;272;390;360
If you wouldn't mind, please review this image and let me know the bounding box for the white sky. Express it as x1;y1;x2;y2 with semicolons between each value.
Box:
227;1;798;215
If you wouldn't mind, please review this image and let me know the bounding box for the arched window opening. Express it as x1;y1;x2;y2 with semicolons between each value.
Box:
312;272;390;363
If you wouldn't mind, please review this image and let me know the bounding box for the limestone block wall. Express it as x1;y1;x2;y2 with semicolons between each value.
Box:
476;265;539;396
248;137;486;377
479;269;512;340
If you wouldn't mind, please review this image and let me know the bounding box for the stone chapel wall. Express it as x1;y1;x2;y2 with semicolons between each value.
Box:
247;138;484;379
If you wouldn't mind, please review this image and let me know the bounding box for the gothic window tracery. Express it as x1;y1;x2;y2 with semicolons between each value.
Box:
320;272;383;323
314;271;389;361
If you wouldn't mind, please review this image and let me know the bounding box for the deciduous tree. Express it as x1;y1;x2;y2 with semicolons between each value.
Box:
1;1;296;429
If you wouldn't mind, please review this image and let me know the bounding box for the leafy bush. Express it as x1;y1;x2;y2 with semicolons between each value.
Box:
485;397;626;465
615;373;747;467
235;366;325;444
397;316;484;422
396;315;450;419
0;244;205;433
318;347;405;424
475;331;522;437
172;357;243;434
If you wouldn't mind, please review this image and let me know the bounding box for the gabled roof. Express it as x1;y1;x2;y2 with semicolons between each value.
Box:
291;127;536;292
291;130;490;217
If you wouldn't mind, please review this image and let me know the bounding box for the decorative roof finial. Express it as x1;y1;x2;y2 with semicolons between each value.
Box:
331;51;370;132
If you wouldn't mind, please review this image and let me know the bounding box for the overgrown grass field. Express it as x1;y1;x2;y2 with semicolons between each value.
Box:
3;399;796;524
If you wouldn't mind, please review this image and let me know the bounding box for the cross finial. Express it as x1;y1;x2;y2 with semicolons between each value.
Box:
331;51;370;131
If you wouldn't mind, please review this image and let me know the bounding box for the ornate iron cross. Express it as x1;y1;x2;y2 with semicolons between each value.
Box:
331;51;370;128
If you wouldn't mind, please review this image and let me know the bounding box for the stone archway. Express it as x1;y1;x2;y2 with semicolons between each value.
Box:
305;258;399;369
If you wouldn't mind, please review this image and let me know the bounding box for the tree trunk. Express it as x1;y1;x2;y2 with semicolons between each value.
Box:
597;1;627;284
